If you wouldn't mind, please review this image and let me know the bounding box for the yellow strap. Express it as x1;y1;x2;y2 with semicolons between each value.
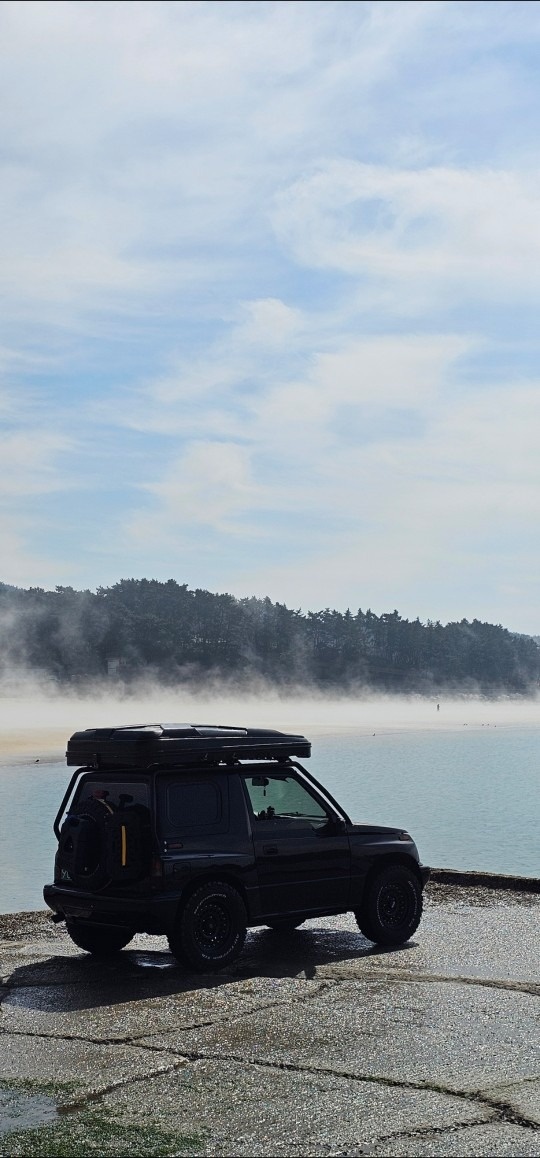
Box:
121;824;127;867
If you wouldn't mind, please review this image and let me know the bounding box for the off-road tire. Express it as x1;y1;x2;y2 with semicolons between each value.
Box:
65;920;133;955
355;864;422;946
168;880;247;972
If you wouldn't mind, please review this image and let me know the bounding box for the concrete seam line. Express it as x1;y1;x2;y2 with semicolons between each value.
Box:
161;1048;540;1130
0;1025;182;1047
55;1058;188;1114
0;979;340;1046
0;983;337;1048
5;973;540;995
1;972;538;1050
320;968;540;996
341;1111;538;1150
0;1024;515;1114
344;1115;500;1147
2;1036;539;1134
52;1054;503;1127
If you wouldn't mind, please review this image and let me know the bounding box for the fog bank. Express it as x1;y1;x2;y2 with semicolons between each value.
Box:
1;686;539;765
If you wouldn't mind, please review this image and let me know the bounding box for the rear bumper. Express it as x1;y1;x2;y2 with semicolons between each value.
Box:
43;883;178;933
420;865;431;887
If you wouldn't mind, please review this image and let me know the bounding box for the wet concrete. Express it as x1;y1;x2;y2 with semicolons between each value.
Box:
0;884;539;1156
0;1086;57;1136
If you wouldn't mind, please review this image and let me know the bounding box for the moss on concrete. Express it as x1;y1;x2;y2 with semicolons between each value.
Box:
0;1107;203;1157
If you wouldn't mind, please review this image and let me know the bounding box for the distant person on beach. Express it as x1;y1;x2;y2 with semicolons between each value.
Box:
437;703;440;711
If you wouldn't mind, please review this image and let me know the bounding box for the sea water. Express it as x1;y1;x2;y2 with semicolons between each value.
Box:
1;727;539;912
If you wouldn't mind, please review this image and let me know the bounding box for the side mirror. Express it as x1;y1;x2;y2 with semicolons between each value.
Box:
324;815;346;834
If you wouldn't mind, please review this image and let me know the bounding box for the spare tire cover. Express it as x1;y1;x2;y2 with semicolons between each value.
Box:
56;797;151;889
56;796;115;890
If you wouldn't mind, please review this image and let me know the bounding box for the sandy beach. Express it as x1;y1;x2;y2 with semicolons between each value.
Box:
1;690;539;766
0;729;68;766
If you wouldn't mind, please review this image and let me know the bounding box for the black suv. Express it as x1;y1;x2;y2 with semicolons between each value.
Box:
44;723;430;971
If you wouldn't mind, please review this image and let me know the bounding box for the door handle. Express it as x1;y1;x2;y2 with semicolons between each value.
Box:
262;845;279;855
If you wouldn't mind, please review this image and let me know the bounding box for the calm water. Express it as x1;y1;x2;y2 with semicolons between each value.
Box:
1;727;539;912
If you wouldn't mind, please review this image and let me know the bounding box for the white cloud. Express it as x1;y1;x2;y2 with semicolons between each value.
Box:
235;299;305;349
123;329;474;535
117;305;469;441
0;0;469;328
0;515;62;586
120;319;540;630
2;1;540;631
129;441;260;540
0;431;71;498
273;162;540;305
252;333;471;442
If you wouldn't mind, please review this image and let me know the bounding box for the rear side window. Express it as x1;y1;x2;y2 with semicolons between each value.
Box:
167;781;221;828
78;779;149;808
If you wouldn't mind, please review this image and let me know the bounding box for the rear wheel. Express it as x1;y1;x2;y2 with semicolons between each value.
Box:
169;880;247;972
355;865;422;946
65;920;133;955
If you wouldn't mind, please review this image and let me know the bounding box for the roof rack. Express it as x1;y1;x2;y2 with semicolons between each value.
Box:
66;723;311;769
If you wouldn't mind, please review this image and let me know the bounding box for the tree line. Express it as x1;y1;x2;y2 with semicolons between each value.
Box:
0;578;538;693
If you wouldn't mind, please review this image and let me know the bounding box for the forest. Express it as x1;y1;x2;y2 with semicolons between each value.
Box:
0;578;538;693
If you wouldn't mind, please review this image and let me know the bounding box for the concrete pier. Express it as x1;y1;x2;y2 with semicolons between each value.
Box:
1;881;539;1156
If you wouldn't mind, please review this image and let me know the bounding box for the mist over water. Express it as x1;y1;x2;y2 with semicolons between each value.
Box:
1;685;540;760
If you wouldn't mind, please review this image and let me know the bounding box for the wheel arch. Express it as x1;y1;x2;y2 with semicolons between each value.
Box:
172;869;249;923
361;853;424;897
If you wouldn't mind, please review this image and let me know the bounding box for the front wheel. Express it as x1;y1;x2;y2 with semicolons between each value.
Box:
65;920;133;955
169;881;247;972
355;865;422;946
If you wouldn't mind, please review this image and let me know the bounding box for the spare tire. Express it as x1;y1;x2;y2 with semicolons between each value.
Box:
55;797;151;891
56;797;115;890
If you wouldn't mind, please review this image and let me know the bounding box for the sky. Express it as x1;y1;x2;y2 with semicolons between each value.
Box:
2;0;540;634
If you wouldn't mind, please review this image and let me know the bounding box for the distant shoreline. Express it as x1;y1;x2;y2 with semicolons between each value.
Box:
1;694;539;767
0;729;67;766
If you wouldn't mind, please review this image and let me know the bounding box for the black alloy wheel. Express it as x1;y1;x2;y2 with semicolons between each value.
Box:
355;864;422;946
168;880;247;972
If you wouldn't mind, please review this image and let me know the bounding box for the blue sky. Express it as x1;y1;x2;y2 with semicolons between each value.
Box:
2;0;540;632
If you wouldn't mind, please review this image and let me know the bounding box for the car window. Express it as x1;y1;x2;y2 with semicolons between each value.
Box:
78;780;149;808
243;773;329;829
166;781;221;828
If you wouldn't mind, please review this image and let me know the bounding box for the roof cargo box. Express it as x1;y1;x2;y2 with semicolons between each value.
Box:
66;723;311;769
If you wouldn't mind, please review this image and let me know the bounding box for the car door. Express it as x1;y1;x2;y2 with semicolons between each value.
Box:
242;770;351;916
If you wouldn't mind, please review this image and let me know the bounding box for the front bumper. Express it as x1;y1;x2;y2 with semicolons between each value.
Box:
43;883;179;933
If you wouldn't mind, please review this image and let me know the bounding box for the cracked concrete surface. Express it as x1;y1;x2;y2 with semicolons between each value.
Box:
0;884;539;1156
